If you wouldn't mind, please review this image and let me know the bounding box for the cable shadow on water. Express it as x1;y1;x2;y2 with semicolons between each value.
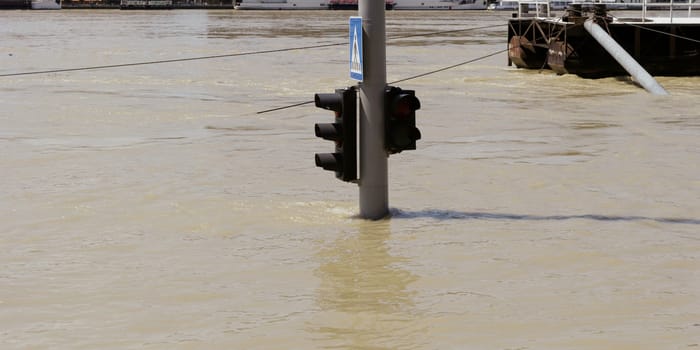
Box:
390;209;700;225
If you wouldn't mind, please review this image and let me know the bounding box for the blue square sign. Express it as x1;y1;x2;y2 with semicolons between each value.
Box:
349;16;363;81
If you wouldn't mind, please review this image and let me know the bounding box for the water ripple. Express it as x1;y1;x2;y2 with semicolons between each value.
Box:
391;209;700;225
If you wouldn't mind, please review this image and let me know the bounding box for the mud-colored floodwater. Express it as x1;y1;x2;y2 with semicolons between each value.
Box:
1;9;698;350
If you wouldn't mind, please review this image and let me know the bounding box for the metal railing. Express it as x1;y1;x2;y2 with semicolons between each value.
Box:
513;0;552;17
641;0;699;21
506;0;700;21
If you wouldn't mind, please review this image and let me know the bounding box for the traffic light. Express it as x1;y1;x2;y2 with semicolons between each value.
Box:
313;87;357;182
384;86;421;154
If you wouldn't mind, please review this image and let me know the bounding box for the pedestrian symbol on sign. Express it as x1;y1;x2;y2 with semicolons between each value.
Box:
349;17;363;81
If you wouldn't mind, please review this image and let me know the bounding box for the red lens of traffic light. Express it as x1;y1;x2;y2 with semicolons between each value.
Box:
394;99;412;118
391;94;420;119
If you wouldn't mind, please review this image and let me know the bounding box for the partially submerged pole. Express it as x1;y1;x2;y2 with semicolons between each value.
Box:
358;0;389;219
583;19;669;95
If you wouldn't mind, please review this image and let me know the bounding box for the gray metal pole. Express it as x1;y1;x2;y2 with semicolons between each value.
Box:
358;0;389;219
583;20;669;95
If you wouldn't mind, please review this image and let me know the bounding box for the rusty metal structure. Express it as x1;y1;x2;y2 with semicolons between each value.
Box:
507;0;700;78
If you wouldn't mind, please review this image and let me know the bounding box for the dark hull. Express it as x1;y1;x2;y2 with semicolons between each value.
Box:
328;3;394;10
120;5;173;8
0;0;30;9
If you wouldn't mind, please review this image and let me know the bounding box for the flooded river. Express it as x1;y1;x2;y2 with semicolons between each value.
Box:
1;9;699;349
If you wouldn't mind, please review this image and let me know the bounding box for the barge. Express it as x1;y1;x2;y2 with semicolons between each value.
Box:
507;0;700;78
235;0;327;10
31;0;60;9
328;0;395;10
394;0;487;10
0;0;31;8
234;0;395;10
120;0;173;8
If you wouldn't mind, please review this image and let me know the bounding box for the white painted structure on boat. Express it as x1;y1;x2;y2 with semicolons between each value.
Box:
31;0;60;9
235;0;329;10
490;0;700;11
583;19;668;94
393;0;487;10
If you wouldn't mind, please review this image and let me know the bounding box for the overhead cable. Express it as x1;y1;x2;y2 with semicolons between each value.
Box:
0;23;506;78
256;48;508;114
0;43;343;78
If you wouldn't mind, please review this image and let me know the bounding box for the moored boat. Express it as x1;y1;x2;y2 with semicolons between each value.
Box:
120;0;172;9
507;0;700;78
327;0;395;10
0;0;30;9
31;0;60;9
235;0;329;10
393;0;488;10
491;0;647;11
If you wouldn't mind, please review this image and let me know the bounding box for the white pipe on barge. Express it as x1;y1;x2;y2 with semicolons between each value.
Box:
583;19;669;95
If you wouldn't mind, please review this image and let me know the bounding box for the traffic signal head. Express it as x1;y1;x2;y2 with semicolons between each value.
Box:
313;88;357;182
385;86;421;154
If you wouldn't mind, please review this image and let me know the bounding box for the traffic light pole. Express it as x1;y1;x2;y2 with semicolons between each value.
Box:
358;0;389;220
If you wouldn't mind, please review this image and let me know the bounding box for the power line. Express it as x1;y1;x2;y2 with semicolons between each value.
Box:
256;100;315;115
256;48;508;114
0;22;509;115
388;24;506;40
255;24;508;114
0;43;344;78
0;24;506;78
390;48;508;84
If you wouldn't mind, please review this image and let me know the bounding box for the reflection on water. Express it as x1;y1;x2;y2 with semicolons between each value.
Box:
392;208;700;225
312;220;423;349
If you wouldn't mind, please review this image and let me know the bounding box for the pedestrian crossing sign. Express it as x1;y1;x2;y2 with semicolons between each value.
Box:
349;16;363;81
